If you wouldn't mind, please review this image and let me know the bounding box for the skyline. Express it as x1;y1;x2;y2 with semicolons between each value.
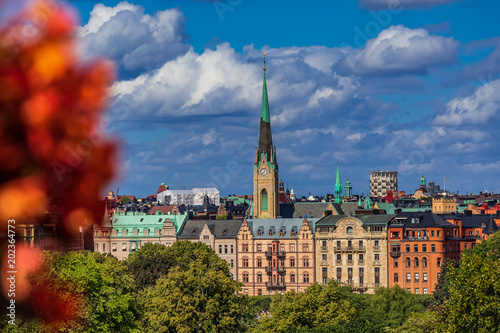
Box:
14;0;500;197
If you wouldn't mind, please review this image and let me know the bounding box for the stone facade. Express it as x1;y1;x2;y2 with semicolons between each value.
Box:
315;215;391;293
237;218;317;296
432;197;457;214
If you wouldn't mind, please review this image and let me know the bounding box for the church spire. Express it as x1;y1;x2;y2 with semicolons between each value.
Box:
335;161;342;203
258;53;273;163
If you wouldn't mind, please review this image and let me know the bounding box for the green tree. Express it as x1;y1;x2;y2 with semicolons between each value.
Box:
31;251;137;332
384;311;443;333
127;243;178;289
445;232;500;332
140;241;250;332
119;196;131;204
431;258;459;312
255;282;355;332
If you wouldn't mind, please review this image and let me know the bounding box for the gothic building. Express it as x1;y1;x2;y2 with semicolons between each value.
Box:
253;61;279;219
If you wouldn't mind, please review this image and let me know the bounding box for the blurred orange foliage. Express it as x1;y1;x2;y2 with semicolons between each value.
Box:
0;0;117;326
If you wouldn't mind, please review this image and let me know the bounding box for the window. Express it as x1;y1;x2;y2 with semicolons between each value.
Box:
423;273;428;282
422;257;427;267
303;273;310;283
374;240;379;249
230;259;234;268
95;243;99;252
223;244;228;254
256;244;262;252
290;274;295;283
431;244;435;252
414;244;418;252
336;241;341;248
243;273;249;283
348;240;352;247
257;258;262;267
230;245;234;253
268;229;273;236
359;254;364;262
322;267;328;276
243;258;249;267
112;243;117;252
337;254;341;262
406;244;410;252
359;268;364;284
414;258;419;267
464;243;468;249
281;244;285;252
122;243;127;251
437;230;441;237
415;273;419;282
322;254;327;261
290;258;295;267
261;189;268;212
242;244;248;252
406;257;411;267
359;240;364;248
346;227;353;234
257;274;262;283
348;268;353;283
257;289;262;296
337;268;342;282
322;240;327;247
257;229;262;236
394;273;398;283
407;273;411;282
423;288;428;294
415;288;419;295
374;253;380;261
302;244;309;252
219;245;222;254
348;254;353;262
437;257;442;267
431;230;435;237
290;244;295;252
303;258;309;267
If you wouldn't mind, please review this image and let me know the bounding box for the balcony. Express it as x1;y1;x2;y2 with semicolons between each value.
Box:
347;259;354;265
335;260;342;265
390;251;401;258
265;266;286;274
320;260;329;266
334;246;366;253
265;282;286;289
373;246;381;252
265;251;286;258
321;246;328;252
358;259;364;265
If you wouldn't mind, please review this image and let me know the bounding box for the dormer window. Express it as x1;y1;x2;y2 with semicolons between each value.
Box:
158;218;163;222
140;218;144;222
290;231;295;237
346;227;353;234
257;229;262;236
269;229;273;236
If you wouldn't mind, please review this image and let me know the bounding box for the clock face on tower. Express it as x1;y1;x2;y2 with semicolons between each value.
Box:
260;168;268;176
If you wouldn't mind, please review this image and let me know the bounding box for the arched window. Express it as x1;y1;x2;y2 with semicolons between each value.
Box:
261;189;268;212
303;257;309;267
243;258;249;267
414;258;419;267
346;227;353;234
406;257;411;267
242;273;249;283
422;257;427;267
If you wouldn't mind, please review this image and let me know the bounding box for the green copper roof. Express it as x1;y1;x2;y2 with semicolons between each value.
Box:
261;70;270;123
111;211;188;236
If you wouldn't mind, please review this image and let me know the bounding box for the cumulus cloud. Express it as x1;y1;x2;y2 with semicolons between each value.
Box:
79;1;189;72
359;0;458;10
433;79;500;126
335;25;459;75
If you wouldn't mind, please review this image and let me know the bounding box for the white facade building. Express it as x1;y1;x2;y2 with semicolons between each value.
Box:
157;188;220;206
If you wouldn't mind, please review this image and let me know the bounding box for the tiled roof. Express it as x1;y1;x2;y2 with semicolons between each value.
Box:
279;202;342;218
245;218;319;238
341;202;359;215
390;211;456;228
484;215;499;234
316;214;395;227
148;206;175;215
178;220;243;239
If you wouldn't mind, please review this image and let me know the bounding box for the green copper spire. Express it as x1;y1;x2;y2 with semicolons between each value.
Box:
364;192;372;210
257;54;274;164
358;195;363;208
420;175;426;186
334;161;342;203
261;60;270;123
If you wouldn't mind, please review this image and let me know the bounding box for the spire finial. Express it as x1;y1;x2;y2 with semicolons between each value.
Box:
263;52;267;71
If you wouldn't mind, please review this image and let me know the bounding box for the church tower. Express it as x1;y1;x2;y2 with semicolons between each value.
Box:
254;55;279;219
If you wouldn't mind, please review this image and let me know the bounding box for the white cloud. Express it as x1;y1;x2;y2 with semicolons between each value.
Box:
336;25;459;75
433;79;500;126
79;2;189;71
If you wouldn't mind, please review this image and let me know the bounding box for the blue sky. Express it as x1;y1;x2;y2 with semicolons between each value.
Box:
24;0;500;197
